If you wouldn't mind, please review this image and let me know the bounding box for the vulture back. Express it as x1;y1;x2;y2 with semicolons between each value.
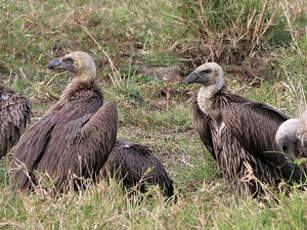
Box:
99;140;174;198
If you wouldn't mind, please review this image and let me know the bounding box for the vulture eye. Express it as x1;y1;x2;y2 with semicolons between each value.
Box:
200;69;212;74
64;57;74;64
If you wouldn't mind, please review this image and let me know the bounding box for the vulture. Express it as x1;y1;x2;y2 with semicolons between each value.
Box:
9;51;118;193
275;109;307;159
187;62;306;198
99;140;174;198
0;77;31;159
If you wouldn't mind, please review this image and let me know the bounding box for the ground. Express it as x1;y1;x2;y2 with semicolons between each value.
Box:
0;0;306;229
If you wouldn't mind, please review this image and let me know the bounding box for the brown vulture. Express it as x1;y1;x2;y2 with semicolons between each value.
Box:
187;62;306;198
0;77;31;159
275;109;307;159
99;140;174;198
9;51;118;193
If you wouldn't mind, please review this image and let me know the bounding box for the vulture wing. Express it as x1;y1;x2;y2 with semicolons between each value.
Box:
222;102;288;156
222;102;305;182
10;98;117;191
0;94;31;159
100;140;174;197
71;101;118;175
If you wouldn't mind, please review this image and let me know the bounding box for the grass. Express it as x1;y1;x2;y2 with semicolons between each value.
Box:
0;0;307;229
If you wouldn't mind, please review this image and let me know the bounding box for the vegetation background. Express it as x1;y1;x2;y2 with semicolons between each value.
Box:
0;0;306;229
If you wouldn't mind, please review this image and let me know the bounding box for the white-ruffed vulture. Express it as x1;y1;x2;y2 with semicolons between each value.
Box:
99;140;174;198
0;77;31;159
9;51;118;193
187;62;306;198
276;109;307;159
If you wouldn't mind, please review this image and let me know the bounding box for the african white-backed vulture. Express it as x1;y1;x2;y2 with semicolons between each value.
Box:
276;109;307;159
0;77;31;159
9;51;117;193
99;140;174;197
187;62;306;198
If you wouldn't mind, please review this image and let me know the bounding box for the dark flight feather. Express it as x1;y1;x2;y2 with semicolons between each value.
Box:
188;63;306;197
9;80;117;193
99;140;174;197
195;87;305;196
0;81;31;159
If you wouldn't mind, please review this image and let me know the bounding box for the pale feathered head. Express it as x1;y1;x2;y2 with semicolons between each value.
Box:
186;62;225;90
48;51;96;82
275;118;299;160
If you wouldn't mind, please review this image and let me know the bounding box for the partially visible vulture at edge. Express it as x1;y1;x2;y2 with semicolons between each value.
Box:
0;77;31;159
9;51;118;193
99;140;174;198
275;109;307;159
187;62;306;198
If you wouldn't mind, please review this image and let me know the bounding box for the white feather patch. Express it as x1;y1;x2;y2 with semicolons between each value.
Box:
197;85;215;114
1;94;9;100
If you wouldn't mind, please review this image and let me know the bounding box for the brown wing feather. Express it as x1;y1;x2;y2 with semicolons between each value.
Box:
0;93;31;159
222;102;305;182
9;86;117;192
72;101;118;176
222;102;289;158
99;140;174;197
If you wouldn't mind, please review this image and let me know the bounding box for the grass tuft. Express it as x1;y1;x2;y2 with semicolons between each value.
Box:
0;0;306;229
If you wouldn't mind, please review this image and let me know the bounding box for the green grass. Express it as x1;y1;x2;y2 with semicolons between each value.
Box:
0;0;307;229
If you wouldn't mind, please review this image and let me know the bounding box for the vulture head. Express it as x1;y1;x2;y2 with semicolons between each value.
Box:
275;118;299;160
276;110;307;159
48;51;96;82
186;62;225;91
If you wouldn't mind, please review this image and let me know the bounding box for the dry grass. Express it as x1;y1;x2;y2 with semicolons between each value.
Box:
0;0;306;229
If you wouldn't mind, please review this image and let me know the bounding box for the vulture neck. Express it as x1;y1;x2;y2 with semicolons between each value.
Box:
60;79;101;104
61;70;98;102
197;72;225;114
73;71;95;83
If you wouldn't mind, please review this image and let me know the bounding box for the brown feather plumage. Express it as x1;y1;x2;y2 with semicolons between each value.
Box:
0;80;31;159
187;62;306;198
99;140;174;197
9;52;117;193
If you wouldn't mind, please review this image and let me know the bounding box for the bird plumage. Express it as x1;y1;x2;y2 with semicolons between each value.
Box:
187;62;306;197
9;52;117;193
0;78;31;159
99;140;174;197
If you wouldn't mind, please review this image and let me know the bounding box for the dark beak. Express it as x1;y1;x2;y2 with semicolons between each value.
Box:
48;58;63;70
186;72;200;85
48;58;75;72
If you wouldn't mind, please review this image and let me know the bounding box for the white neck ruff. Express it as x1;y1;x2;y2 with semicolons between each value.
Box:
197;85;216;114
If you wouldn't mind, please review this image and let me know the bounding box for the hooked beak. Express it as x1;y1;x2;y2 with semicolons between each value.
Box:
48;58;76;72
186;71;200;85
